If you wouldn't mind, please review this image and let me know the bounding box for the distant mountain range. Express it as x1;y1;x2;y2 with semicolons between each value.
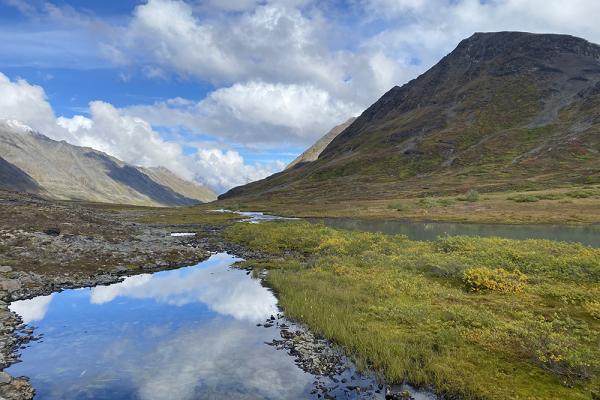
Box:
221;32;600;202
285;117;357;170
0;120;216;206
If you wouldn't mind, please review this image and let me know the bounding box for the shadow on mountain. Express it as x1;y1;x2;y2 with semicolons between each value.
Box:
85;152;200;206
0;157;42;193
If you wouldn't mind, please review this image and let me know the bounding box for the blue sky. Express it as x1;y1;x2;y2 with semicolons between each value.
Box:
1;0;599;193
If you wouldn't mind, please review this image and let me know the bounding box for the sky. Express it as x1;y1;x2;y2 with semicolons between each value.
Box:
1;0;600;194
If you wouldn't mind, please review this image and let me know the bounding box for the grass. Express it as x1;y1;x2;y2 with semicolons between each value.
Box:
216;185;600;224
226;221;600;399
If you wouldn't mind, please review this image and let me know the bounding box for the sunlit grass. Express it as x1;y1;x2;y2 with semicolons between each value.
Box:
226;221;600;399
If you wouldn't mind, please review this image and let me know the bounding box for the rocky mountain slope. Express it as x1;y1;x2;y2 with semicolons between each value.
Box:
286;117;357;170
221;32;600;202
138;166;216;204
0;120;216;206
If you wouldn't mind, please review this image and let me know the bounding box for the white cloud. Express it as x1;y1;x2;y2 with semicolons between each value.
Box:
90;253;278;323
125;81;361;148
361;0;600;75
119;0;403;107
192;148;284;191
10;294;54;324
0;73;276;193
0;72;57;132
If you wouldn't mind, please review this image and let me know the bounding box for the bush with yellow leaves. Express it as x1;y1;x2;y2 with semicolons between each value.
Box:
463;266;528;293
583;301;600;320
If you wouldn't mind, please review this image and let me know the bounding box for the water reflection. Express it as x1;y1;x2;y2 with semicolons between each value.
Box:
311;218;600;247
7;253;314;399
88;253;278;322
10;294;53;324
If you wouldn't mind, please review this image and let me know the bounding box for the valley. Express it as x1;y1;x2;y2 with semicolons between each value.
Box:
1;29;600;400
1;190;599;399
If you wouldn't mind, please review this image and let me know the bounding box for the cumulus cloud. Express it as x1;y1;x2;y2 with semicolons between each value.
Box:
0;72;57;132
10;295;54;323
361;0;600;73
0;72;276;193
119;0;405;108
57;102;190;179
192;148;284;190
90;253;278;323
125;81;361;148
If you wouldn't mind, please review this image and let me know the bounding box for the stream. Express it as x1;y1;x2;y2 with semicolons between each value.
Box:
309;218;600;247
8;253;409;399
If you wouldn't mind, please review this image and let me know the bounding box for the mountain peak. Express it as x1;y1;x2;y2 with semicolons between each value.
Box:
450;31;600;65
0;119;35;134
220;32;600;202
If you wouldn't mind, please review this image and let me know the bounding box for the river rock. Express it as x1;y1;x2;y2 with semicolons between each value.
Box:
0;266;12;273
0;371;12;384
43;228;61;236
0;280;21;292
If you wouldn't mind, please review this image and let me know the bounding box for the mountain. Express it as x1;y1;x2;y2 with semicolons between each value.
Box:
286;117;357;170
220;32;600;202
0;120;217;206
138;166;216;203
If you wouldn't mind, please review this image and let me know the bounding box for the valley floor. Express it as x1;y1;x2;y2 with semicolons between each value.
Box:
215;185;600;224
1;189;599;399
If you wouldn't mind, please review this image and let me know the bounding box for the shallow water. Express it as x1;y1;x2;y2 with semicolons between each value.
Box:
309;218;600;247
237;211;299;223
7;253;437;399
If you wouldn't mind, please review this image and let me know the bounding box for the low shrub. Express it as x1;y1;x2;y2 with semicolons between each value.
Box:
583;301;600;320
417;198;437;208
387;201;407;211
465;189;480;202
463;267;528;293
509;194;540;203
509;314;598;384
566;189;599;199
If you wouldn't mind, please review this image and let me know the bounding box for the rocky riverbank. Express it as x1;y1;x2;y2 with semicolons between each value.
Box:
0;191;214;399
0;192;404;399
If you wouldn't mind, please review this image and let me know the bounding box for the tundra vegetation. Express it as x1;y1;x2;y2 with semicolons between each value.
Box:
216;185;600;224
226;221;600;400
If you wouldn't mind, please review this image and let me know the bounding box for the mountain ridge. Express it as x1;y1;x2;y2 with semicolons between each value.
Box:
0;120;217;206
286;117;357;170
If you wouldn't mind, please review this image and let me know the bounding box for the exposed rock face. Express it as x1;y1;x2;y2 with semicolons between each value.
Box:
221;32;600;202
0;121;216;206
285;117;357;170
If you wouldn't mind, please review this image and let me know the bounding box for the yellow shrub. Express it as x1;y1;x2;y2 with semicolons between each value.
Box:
463;267;528;293
317;235;351;255
583;301;600;320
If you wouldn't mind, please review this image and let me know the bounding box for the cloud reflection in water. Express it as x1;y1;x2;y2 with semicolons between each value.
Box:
7;253;314;399
10;294;53;323
89;253;278;323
